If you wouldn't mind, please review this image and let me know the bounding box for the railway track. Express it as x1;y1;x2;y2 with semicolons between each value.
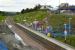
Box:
5;17;52;50
5;17;75;50
16;24;65;50
16;23;75;50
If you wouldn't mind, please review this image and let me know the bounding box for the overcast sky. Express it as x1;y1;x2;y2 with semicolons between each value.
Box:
0;0;75;12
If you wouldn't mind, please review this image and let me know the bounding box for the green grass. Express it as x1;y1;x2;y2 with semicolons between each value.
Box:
48;14;75;47
14;11;75;29
55;35;75;47
13;10;48;23
0;16;6;23
49;14;75;27
47;14;75;32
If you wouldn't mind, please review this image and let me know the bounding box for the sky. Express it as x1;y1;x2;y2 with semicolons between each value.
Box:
0;0;75;12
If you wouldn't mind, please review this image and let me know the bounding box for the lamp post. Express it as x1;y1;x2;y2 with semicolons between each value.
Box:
64;24;67;43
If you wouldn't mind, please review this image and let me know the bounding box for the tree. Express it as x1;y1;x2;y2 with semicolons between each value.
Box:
21;9;25;14
34;4;41;10
21;8;33;13
25;8;30;12
21;4;42;14
37;4;41;9
0;11;5;16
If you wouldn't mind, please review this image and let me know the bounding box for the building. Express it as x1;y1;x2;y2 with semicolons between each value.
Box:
59;3;75;15
40;5;53;10
59;3;69;8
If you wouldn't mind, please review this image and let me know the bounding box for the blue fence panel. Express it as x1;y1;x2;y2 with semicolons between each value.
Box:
0;40;8;50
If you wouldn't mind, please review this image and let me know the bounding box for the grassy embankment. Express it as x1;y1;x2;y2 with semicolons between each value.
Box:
14;10;48;23
47;14;75;47
0;16;6;23
14;10;75;47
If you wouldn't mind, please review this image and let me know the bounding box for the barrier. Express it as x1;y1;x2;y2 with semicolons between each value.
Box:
0;40;8;50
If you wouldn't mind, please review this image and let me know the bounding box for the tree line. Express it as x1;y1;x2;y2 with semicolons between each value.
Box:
20;3;75;14
21;4;41;14
0;11;5;16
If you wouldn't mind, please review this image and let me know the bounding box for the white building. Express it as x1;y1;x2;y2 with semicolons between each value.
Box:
40;5;53;10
